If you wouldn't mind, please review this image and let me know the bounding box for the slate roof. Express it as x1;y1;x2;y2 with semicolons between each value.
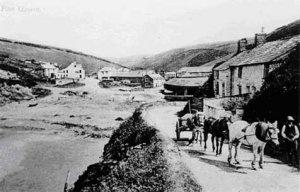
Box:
111;71;145;78
146;73;165;80
177;66;212;73
164;77;209;87
215;35;300;71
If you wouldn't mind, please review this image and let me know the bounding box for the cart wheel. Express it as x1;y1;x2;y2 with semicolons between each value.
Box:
176;122;180;140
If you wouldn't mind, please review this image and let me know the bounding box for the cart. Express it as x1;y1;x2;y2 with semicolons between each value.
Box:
175;112;205;140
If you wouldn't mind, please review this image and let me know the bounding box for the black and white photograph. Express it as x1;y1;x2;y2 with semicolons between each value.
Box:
0;0;299;191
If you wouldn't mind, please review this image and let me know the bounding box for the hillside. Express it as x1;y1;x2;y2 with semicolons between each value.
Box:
112;41;237;71
114;19;300;71
0;38;124;74
266;19;300;42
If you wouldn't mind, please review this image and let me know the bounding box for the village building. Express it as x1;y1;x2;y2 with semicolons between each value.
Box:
213;34;300;97
97;67;117;80
143;74;165;88
110;71;145;86
164;72;177;80
40;62;59;79
59;62;85;79
176;66;213;78
164;77;209;99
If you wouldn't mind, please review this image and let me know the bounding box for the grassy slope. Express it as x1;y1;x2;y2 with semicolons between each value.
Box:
70;107;201;192
0;38;124;74
266;19;300;42
113;41;237;71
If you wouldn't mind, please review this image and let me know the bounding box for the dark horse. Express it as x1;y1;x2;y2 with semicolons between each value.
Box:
203;117;216;151
204;117;231;156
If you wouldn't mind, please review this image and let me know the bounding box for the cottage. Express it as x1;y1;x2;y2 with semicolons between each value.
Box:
97;67;117;80
59;62;85;79
40;62;59;79
214;34;300;97
110;71;145;85
143;74;165;88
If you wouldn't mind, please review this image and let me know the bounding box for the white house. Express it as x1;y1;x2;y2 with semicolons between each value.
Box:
143;73;165;88
40;62;59;78
59;62;85;79
97;67;117;80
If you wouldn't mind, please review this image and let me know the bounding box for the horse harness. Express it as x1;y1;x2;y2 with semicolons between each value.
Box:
234;123;277;144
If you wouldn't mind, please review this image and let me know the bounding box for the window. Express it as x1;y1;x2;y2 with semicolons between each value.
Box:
238;85;242;95
215;71;219;79
246;86;250;93
238;67;242;78
79;70;82;73
215;82;219;95
264;64;269;78
222;82;225;97
252;86;256;93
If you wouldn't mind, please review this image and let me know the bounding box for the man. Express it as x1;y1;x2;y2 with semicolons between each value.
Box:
281;116;299;167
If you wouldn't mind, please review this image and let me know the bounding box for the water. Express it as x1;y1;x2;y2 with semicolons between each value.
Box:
0;129;107;192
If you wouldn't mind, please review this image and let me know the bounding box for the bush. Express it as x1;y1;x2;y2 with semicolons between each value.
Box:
71;108;168;192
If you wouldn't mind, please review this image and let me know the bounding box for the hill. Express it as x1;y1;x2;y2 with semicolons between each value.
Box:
114;19;300;72
0;38;124;74
112;41;237;71
266;19;300;42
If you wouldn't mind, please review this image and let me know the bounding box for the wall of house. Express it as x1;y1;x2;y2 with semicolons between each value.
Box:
44;68;58;78
97;70;114;80
153;79;165;87
214;69;230;97
215;62;284;97
231;65;265;95
62;64;85;79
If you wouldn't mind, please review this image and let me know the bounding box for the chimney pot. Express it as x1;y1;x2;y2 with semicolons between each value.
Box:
254;33;267;46
237;38;247;53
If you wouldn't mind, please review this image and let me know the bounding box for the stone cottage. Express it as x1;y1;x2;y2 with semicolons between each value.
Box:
213;33;300;97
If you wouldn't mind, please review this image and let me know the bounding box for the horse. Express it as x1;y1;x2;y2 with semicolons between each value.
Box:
211;117;231;156
203;117;216;151
193;112;205;146
228;120;280;170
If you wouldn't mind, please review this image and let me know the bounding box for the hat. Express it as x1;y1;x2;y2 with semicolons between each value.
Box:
287;116;295;121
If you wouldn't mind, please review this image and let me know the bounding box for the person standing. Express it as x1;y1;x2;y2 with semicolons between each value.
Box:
281;116;299;167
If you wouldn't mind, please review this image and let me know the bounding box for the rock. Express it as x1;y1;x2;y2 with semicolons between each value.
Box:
115;117;124;121
28;102;38;107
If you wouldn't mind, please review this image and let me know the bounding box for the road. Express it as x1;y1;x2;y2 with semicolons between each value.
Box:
144;104;300;192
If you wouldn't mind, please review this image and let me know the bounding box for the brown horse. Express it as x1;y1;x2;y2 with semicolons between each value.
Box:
211;117;231;156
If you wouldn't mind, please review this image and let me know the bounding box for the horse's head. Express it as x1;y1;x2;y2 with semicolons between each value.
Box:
204;117;215;132
221;116;232;130
266;121;280;146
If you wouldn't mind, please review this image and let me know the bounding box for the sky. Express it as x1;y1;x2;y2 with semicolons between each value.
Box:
0;0;299;58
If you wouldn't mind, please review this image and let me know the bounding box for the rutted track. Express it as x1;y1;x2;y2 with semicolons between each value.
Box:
144;104;299;192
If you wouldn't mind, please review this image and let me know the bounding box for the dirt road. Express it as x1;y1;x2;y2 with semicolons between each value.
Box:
144;104;299;192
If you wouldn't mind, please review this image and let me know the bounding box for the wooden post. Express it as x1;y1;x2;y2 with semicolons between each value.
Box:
64;170;70;192
188;99;191;114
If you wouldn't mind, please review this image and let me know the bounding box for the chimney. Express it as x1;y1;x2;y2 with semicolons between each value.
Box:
237;38;247;53
254;33;267;46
